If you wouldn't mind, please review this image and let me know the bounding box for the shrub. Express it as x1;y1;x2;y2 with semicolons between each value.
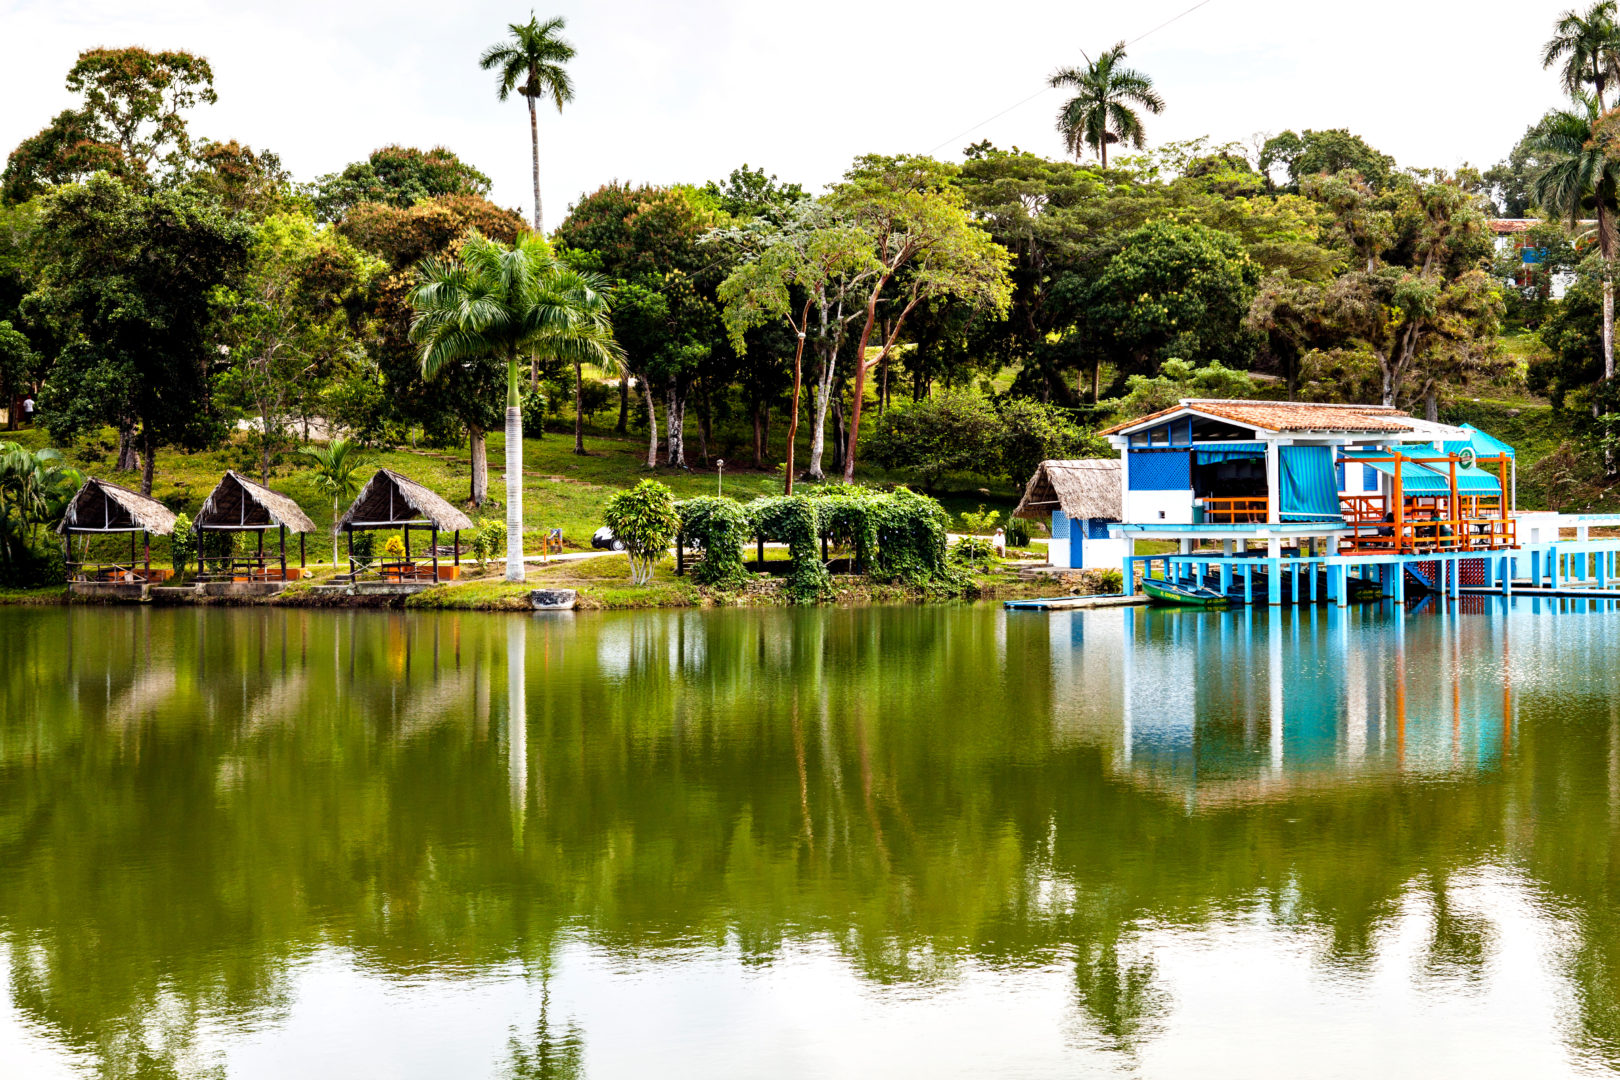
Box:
170;513;197;578
862;389;1001;489
950;535;997;571
469;519;504;567
677;496;750;588
351;530;376;570
869;487;954;585
1003;514;1031;548
384;535;406;560
959;504;1000;534
995;397;1105;486
602;479;680;585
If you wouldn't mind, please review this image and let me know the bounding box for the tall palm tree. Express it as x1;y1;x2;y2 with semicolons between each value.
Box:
481;13;576;233
300;438;367;569
1544;1;1620;109
410;231;619;582
1528;94;1620;380
1049;43;1165;167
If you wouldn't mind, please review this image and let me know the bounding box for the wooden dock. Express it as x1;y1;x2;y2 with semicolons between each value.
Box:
1003;593;1148;611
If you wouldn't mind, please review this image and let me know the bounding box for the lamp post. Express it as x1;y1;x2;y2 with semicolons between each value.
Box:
716;459;725;496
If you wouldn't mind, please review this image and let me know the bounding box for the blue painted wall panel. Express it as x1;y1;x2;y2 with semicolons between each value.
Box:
1127;450;1190;491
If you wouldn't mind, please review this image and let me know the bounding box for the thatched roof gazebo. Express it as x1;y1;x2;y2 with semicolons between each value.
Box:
335;468;474;581
1012;459;1123;522
57;477;178;582
194;471;319;580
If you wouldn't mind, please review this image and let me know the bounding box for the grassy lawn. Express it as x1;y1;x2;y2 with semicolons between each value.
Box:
7;409;1034;568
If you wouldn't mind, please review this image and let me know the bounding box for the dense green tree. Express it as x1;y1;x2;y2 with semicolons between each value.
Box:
189;139;291;218
336;193;526;490
314;146;494;223
1071;220;1260;397
26;174;250;493
826;153;1012;483
411;231;618;580
554;183;725;461
1048;43;1164;167
299;438;367;568
212;211;380;480
1484;126;1548;217
701;164;808;222
0;321;36;429
1259;128;1396;193
864;388;1001;490
1533;266;1606;408
715;203;878;489
480;13;576;232
2;47;216;203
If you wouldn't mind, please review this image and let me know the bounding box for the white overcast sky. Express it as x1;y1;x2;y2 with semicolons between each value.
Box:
0;0;1585;222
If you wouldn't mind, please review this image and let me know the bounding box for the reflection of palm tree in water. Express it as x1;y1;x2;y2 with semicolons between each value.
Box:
500;982;585;1080
1071;937;1168;1055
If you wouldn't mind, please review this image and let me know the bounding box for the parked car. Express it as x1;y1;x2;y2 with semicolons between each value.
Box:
592;526;625;551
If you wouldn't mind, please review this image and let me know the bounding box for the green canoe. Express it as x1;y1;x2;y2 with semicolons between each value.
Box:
1142;577;1229;608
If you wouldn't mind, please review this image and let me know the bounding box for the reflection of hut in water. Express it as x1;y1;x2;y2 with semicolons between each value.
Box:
57;478;177;582
335;469;473;582
193;471;317;580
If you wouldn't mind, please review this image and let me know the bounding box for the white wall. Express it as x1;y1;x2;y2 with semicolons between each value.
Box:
1079;537;1128;572
1125;489;1194;525
1047;538;1070;567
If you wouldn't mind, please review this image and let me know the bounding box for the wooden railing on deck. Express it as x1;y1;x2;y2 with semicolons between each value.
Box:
1202;497;1270;523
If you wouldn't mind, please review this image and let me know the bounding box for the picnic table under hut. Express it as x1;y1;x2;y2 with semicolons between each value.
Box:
57;477;177;583
336;468;473;583
193;470;318;581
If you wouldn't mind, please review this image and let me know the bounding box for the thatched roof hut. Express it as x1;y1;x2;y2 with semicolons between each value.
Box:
195;471;317;534
1012;460;1122;522
336;468;474;532
57;478;177;536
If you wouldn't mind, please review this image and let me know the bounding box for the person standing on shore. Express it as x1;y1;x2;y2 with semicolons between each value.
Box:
21;394;33;427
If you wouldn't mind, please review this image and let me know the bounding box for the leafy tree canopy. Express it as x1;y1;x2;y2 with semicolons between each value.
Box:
314;146;494;223
1259;128;1396;193
2;48;216;203
554;182;722;281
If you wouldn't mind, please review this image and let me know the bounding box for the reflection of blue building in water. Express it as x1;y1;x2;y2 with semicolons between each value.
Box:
1041;603;1557;807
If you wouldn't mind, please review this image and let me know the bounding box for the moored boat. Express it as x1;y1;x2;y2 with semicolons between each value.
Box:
1142;577;1229;608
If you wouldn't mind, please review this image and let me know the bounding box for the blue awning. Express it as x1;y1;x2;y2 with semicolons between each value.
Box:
1342;451;1503;494
1440;424;1515;460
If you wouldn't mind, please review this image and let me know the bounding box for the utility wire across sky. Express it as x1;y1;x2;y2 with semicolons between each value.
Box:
924;0;1218;156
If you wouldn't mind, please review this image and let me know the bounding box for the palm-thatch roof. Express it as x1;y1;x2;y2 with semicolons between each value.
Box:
194;471;317;533
336;468;474;532
57;478;178;535
1012;460;1122;522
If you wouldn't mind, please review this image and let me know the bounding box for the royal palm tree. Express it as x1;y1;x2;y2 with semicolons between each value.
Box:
481;13;576;232
300;438;367;569
1049;43;1164;167
1544;1;1620;108
410;231;619;582
1529;95;1620;383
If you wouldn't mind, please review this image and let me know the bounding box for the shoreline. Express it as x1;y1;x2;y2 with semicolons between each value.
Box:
0;569;1090;613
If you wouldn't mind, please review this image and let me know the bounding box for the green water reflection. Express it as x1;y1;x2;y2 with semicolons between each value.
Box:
2;602;1620;1078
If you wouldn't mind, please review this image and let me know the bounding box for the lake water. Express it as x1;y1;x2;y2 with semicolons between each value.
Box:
3;600;1620;1079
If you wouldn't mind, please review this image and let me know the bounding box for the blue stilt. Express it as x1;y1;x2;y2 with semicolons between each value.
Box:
1500;556;1511;597
1309;561;1319;603
1531;549;1541;585
1393;562;1406;604
1449;557;1460;598
1220;561;1232;594
1332;565;1348;607
1268;558;1282;606
1483;557;1494;589
1550;549;1561;590
1125;558;1137;596
1243;565;1253;604
1290;561;1300;604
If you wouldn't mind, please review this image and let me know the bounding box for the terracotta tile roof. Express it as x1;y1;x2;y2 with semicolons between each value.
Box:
1099;399;1414;436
